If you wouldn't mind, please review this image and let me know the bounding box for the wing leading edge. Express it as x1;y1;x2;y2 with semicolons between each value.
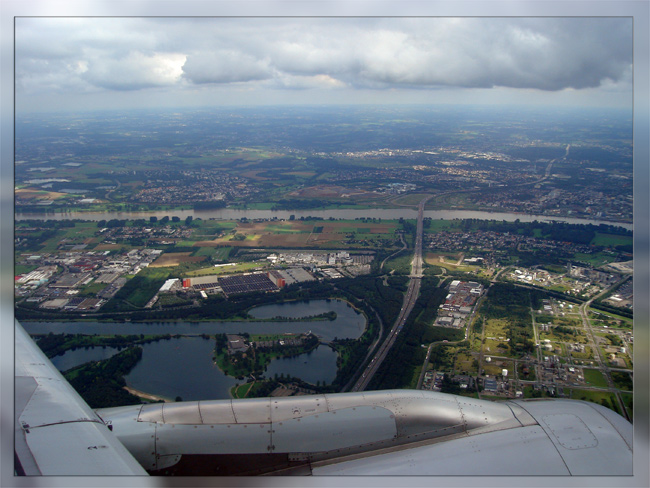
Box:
14;320;148;476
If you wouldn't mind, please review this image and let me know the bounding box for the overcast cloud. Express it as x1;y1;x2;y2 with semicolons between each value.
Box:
15;17;633;110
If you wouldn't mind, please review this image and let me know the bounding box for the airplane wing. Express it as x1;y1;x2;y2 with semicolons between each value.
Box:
310;396;633;476
14;320;148;476
97;386;633;476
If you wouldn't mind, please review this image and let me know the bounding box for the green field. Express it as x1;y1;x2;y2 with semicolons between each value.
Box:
620;392;633;419
105;267;170;310
591;233;633;248
611;371;633;391
231;382;255;399
582;368;609;388
190;221;237;237
15;264;39;275
589;308;633;329
185;261;268;277
78;282;108;297
572;252;619;267
568;388;620;414
193;246;233;260
156;293;192;307
384;253;414;275
425;220;462;233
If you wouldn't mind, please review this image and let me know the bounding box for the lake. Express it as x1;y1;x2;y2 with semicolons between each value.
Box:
50;345;122;371
25;299;363;400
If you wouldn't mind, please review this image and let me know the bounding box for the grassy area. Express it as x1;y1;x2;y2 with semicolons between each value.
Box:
194;220;238;232
212;247;234;260
427;192;476;210
588;308;633;329
479;394;510;402
539;326;587;344
522;385;553;399
106;267;170;309
539;264;566;274
569;346;594;361
425;220;462;233
572;252;618;267
620;392;633;419
424;253;481;274
546;283;574;294
37;230;69;252
454;351;479;375
427;344;457;371
231;382;255;399
554;315;583;327
483;319;509;341
611;371;633;391
186;246;234;261
156;293;193;307
591;233;633;248
78;281;108;297
582;368;609;388
482;362;506;376
15;264;40;275
568;388;620;414
60;222;99;240
193;246;221;257
384;253;413;275
185;260;268;277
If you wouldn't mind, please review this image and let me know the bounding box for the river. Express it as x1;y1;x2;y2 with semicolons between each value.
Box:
25;299;363;400
15;207;632;230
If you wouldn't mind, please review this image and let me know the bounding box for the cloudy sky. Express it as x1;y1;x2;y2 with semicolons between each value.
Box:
15;17;633;112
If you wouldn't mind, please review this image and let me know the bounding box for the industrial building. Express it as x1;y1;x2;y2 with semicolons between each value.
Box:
182;267;316;296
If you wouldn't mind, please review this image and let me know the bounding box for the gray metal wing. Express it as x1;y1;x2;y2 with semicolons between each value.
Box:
14;320;148;476
97;388;632;476
311;397;633;476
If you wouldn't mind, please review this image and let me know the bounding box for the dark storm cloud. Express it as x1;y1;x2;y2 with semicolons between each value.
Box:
15;17;632;96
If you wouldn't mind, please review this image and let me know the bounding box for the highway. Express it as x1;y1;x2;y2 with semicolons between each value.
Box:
352;195;432;392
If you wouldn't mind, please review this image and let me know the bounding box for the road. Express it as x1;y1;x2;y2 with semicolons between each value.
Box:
351;195;432;392
576;276;630;419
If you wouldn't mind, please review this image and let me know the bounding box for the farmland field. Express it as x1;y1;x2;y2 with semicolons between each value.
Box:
194;220;399;248
150;252;206;267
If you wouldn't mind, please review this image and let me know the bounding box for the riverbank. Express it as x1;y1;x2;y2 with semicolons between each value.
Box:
123;386;171;403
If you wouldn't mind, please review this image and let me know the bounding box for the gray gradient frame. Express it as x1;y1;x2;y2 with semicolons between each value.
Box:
1;1;648;488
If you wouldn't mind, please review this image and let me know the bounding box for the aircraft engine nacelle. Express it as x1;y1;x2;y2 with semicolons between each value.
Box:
93;389;631;476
